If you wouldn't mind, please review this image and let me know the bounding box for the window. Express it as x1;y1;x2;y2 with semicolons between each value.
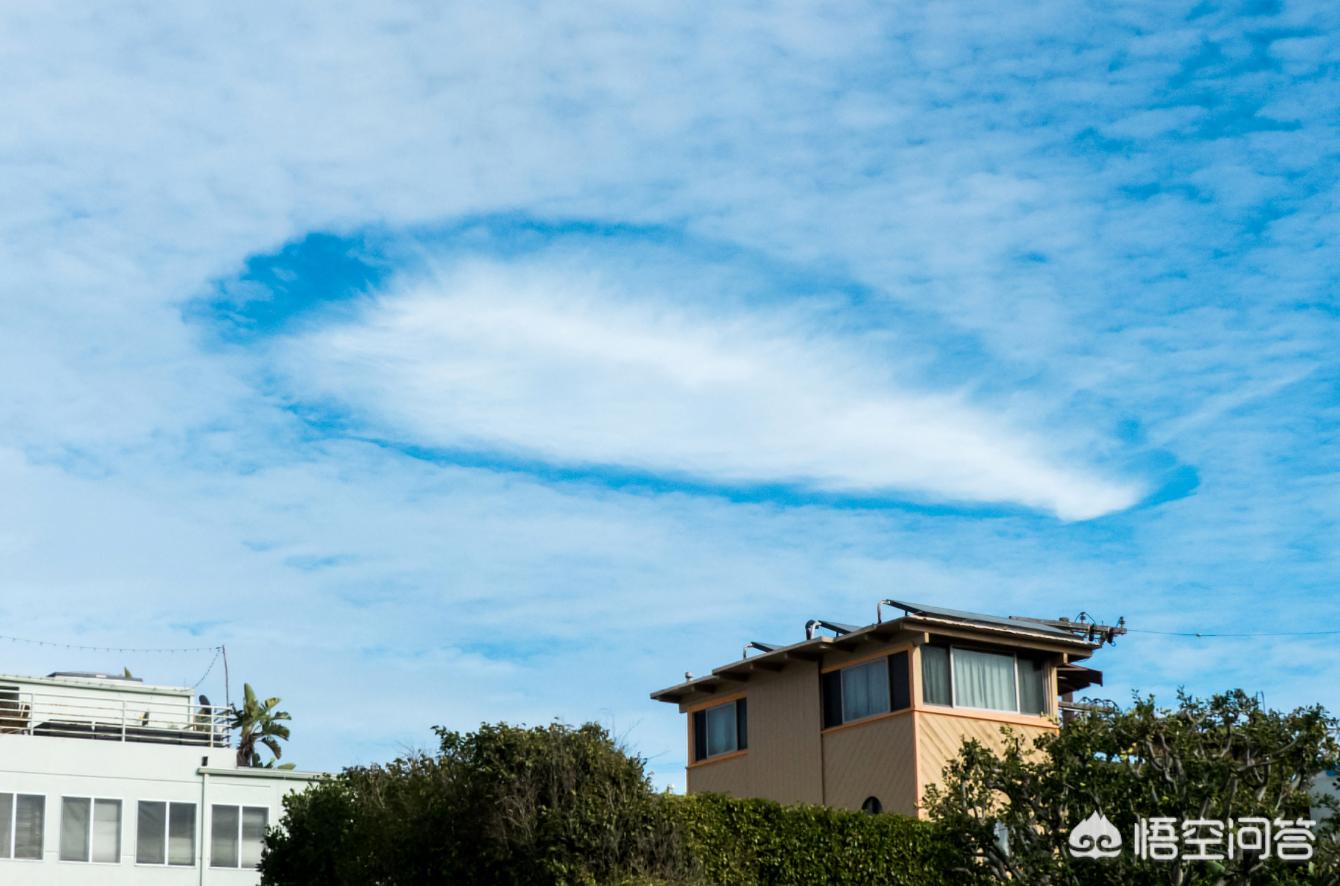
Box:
861;796;883;815
920;645;1051;715
953;649;1017;711
0;793;44;860
841;659;889;722
60;797;121;863
1018;656;1048;715
692;699;747;761
136;801;195;866
921;645;951;706
821;652;910;728
210;805;268;869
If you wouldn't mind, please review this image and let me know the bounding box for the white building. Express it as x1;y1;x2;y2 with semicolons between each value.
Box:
0;671;320;885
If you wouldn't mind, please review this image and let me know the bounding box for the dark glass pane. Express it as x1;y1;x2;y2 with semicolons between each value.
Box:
137;801;166;865
889;652;910;711
211;805;239;868
821;669;843;728
921;645;951;705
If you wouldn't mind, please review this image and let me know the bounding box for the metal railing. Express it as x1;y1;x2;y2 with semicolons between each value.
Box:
0;687;230;748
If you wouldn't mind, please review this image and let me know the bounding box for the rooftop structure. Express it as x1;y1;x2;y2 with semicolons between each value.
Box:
0;667;318;885
652;599;1122;816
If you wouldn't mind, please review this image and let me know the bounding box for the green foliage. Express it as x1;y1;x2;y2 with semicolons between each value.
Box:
231;682;293;768
260;721;688;885
259;720;961;886
924;690;1340;884
669;793;968;886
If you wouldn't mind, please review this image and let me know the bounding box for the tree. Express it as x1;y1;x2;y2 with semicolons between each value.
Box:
231;683;294;769
260;721;687;885
923;690;1340;884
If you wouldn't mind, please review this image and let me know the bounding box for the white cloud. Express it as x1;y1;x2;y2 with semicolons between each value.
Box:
275;261;1143;520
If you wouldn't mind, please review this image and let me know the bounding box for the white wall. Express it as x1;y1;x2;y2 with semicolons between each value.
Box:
0;733;319;886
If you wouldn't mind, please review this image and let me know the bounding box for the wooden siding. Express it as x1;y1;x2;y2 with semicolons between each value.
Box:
821;711;918;815
685;663;825;804
686;748;753;796
914;708;1057;815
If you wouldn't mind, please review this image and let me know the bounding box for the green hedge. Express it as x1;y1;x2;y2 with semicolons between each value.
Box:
671;793;970;886
260;722;972;885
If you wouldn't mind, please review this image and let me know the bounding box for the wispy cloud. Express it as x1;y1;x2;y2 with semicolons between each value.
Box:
272;256;1143;520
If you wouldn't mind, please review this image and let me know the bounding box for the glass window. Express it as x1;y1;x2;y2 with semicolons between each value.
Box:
1018;657;1048;715
241;807;268;869
59;797;118;863
840;659;890;722
212;805;268;869
953;648;1018;712
921;645;951;705
168;803;195;866
60;797;91;861
136;801;166;864
14;794;43;860
704;702;738;757
210;805;239;868
136;801;195;866
0;793;10;860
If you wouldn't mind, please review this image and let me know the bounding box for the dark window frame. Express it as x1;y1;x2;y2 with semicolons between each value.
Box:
821;651;912;729
691;698;748;762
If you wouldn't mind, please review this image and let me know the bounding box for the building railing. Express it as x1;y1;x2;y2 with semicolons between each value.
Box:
0;687;231;748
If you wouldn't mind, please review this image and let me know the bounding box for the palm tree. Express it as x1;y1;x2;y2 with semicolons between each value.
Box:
230;683;294;769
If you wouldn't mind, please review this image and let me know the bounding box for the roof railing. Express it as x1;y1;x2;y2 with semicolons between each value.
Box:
0;687;230;748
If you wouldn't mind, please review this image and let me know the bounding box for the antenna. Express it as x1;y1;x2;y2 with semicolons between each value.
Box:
1010;614;1127;646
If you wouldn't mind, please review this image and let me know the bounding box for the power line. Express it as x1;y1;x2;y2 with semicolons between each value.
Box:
190;648;224;690
1127;628;1340;639
0;633;222;655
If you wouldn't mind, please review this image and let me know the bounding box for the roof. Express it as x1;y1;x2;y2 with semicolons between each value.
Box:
650;598;1107;704
881;600;1081;639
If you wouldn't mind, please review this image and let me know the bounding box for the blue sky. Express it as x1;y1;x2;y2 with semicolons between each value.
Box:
1;1;1338;786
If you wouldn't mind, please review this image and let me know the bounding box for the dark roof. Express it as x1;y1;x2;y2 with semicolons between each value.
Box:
882;599;1078;639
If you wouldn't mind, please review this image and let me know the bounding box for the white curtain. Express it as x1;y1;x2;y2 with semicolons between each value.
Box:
168;803;196;866
241;807;269;869
953;649;1018;711
921;646;951;705
841;659;889;722
93;800;121;864
60;797;91;861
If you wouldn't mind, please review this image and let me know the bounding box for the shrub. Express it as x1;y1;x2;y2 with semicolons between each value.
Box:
670;793;969;885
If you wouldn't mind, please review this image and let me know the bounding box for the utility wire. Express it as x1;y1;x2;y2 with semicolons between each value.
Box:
0;634;222;654
190;647;224;690
1127;628;1340;639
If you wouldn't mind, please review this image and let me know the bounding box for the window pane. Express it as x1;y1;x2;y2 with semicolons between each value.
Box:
168;803;196;866
14;794;44;860
0;793;12;859
704;702;738;757
93;799;121;863
842;659;889;722
1018;658;1048;715
60;797;91;861
921;645;951;705
953;649;1018;711
241;807;268;869
211;805;239;868
137;801;166;865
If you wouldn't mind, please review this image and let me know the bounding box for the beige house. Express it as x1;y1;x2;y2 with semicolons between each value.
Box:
651;600;1118;817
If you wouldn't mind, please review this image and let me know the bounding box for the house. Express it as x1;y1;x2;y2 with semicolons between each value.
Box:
0;670;319;885
651;599;1120;817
